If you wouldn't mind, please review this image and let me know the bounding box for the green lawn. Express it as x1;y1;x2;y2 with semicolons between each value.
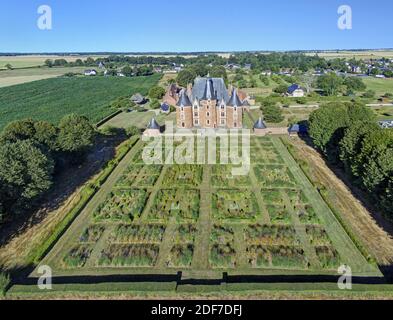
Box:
363;77;393;97
0;74;161;131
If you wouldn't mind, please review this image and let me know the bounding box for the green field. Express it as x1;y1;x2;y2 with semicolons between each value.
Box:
0;67;89;88
0;74;161;131
35;132;378;283
363;77;393;97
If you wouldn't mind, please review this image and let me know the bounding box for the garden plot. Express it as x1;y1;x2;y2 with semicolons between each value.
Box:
210;225;237;268
93;189;149;223
63;245;93;268
149;189;200;222
115;164;162;188
162;165;203;188
212;189;259;221
254;165;297;188
211;165;252;188
166;225;197;268
109;224;166;244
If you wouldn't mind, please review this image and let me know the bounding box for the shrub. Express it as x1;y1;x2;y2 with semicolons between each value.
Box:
125;126;140;137
0;272;10;296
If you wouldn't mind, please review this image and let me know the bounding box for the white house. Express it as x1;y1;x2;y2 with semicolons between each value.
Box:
287;84;305;97
84;69;97;76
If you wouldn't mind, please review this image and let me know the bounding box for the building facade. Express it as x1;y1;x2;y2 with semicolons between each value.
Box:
176;77;244;129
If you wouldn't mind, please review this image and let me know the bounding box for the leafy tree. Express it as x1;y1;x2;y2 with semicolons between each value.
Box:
148;86;166;100
273;84;288;94
343;77;366;92
57;114;95;161
363;90;376;99
125;126;140;137
209;66;228;83
44;59;53;68
121;65;133;77
0;140;54;212
177;69;196;87
261;103;284;123
339;121;379;178
0;119;36;143
316;73;343;96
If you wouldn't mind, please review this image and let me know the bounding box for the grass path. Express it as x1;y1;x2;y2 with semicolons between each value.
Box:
156;217;177;268
271;137;376;274
192;166;212;270
233;224;248;268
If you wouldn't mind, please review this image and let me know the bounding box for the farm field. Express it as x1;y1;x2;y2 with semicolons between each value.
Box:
0;55;107;70
304;50;393;60
0;74;161;131
363;77;393;97
0;67;88;87
36;134;379;282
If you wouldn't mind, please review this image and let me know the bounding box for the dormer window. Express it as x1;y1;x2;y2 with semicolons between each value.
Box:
181;107;184;112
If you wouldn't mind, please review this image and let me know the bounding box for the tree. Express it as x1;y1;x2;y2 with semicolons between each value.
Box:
316;73;343;96
273;84;288;94
261;103;284;123
0;119;36;143
363;90;376;99
177;69;196;87
343;77;366;92
148;86;166;100
121;65;133;77
57;114;95;161
209;66;228;83
125;126;140;137
44;59;53;68
339;121;379;178
0;140;54;213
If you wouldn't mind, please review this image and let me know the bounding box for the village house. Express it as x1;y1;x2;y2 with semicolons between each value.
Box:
84;69;97;76
287;84;305;97
176;77;244;129
163;83;182;106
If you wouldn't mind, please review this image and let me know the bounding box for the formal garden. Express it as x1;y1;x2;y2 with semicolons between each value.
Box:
40;136;375;276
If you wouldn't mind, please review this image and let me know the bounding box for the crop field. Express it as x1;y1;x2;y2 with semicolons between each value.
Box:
36;134;379;281
0;74;161;131
0;66;89;88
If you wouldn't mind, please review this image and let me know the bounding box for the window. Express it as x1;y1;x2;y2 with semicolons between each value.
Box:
234;122;237;128
181;107;184;112
221;119;226;125
207;120;210;125
234;107;237;112
221;105;225;110
194;119;199;126
207;112;210;117
182;122;185;128
194;112;199;117
221;112;225;117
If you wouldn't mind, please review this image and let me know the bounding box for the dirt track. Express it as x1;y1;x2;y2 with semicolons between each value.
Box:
288;137;393;266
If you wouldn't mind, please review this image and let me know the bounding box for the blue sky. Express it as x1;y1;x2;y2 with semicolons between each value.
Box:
0;0;392;52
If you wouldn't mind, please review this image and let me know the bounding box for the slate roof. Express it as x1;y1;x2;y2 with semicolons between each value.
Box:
191;77;229;102
147;118;161;130
227;88;243;107
254;118;267;129
176;90;192;107
288;124;308;134
161;103;170;112
287;84;303;94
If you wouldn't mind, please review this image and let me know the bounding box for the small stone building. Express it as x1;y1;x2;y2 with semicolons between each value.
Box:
143;118;162;137
253;118;268;136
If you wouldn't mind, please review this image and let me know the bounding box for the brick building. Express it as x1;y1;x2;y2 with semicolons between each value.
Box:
176;77;244;129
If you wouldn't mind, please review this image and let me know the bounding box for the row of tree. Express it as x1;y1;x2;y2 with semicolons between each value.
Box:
0;115;96;222
177;66;228;87
309;102;393;217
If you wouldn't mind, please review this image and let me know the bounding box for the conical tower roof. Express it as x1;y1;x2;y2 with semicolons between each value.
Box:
147;118;161;130
176;90;192;107
227;88;243;107
254;117;267;129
